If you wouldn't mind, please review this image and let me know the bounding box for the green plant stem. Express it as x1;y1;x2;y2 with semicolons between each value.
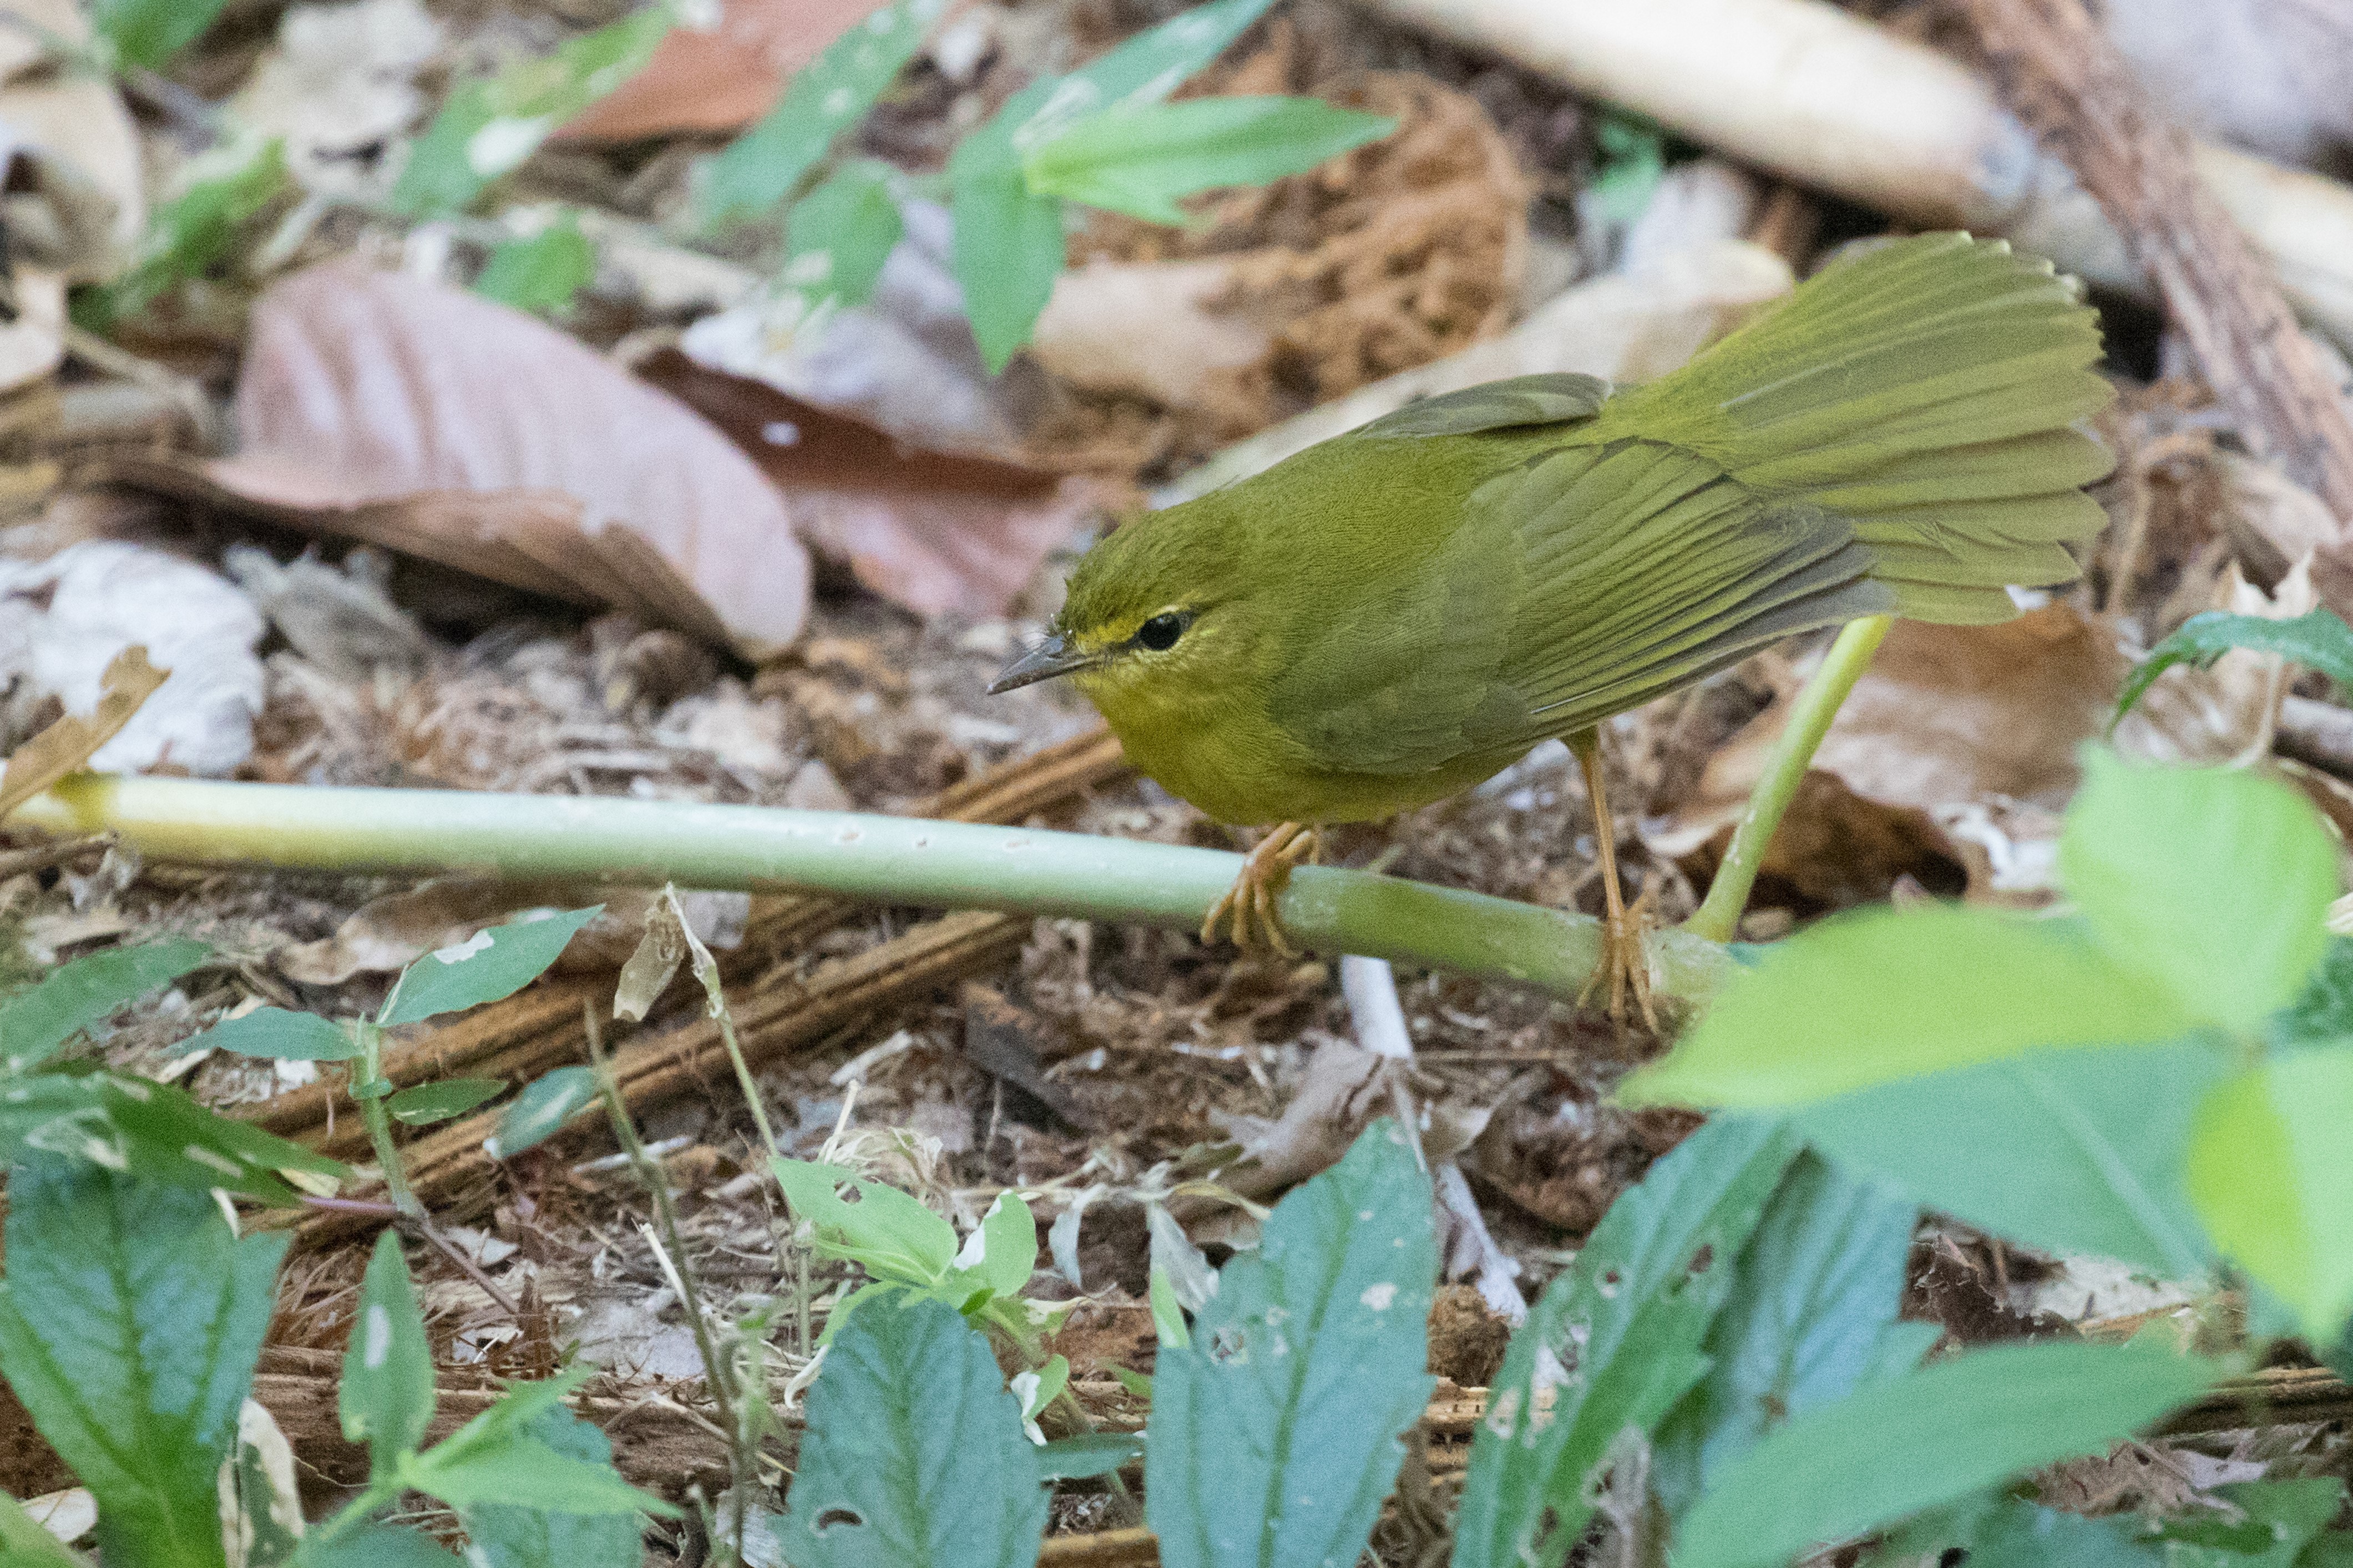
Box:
1683;615;1894;943
23;775;1738;1008
351;1020;420;1218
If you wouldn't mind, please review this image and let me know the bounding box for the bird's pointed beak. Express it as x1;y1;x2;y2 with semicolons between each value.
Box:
988;633;1099;694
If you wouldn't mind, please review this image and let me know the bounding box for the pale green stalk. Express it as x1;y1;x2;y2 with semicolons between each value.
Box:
350;1019;419;1218
1683;615;1894;943
21;774;1738;1007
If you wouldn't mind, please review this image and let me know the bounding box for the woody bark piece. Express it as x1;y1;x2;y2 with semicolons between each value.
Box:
252;727;1126;1152
295;909;1028;1246
1962;0;2353;532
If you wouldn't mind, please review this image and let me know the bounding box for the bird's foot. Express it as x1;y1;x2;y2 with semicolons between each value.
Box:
1579;877;1660;1033
1202;823;1320;955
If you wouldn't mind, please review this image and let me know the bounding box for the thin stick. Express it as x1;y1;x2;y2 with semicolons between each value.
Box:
1683;615;1892;943
411;1212;522;1318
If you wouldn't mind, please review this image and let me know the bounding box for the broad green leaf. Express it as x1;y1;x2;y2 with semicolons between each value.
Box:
2061;751;2335;1034
1451;1115;1797;1568
296;1525;465;1566
406;1437;659;1516
0;1073;346;1203
2275;937;2353;1047
487;1066;599;1159
175;1007;358;1062
0;939;210;1072
697;0;945;226
1651;1153;1927;1518
476;212;595;312
93;0;230;68
457;1405;642;1566
2117;608;2353;722
783;164;904;313
1038;1432;1145;1481
2145;1479;2344;1566
379;907;600;1025
946;158;1065;373
1674;1341;2215;1568
772;1158;959;1285
387;1077;505;1126
1876;1496;2162;1568
1620;905;2197;1109
2186;1047;2353;1341
1147;1120;1436;1568
0;1164;285;1568
0;1491;93;1566
391;11;669;216
1024;97;1393;225
80;137;289;327
953;1190;1038;1303
341;1232;434;1478
777;1295;1046;1567
1797;1041;2223;1280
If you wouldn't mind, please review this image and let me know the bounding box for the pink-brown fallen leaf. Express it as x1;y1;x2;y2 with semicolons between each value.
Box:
0;645;166;819
641;349;1112;618
201;262;808;658
558;0;883;141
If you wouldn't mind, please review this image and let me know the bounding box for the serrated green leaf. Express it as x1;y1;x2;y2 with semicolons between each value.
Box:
0;1164;285;1568
772;1157;959;1286
175;1007;359;1062
1147;1120;1437;1568
0;939;210;1072
1451;1115;1798;1568
1797;1040;2224;1280
0;1073;347;1204
81;136;290;328
2117;608;2353;723
457;1404;642;1566
341;1232;434;1479
953;1190;1038;1303
387;1077;505;1126
0;1490;94;1566
1652;1153;1924;1519
697;0;945;226
476;212;595;312
93;0;230;68
2061;752;2336;1034
379;908;601;1026
778;1295;1046;1567
1620;905;2198;1109
783;164;903;313
391;11;669;217
1674;1341;2214;1568
2187;1046;2353;1342
1024;97;1392;225
487;1066;599;1159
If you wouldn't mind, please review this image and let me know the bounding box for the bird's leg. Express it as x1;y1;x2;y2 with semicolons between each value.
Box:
1202;822;1320;954
1568;729;1659;1032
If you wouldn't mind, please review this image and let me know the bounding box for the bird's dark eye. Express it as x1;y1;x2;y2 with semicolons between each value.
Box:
1136;612;1187;652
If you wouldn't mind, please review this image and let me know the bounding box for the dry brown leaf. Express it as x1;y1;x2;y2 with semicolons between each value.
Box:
613;888;689;1023
0;645;166;820
0;0;144;277
196;262;808;658
642;349;1110;618
558;0;882;141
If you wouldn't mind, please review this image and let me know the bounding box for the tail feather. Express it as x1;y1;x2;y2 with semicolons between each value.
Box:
1598;232;2114;623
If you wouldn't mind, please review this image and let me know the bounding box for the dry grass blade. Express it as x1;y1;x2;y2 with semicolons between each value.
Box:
0;645;166;820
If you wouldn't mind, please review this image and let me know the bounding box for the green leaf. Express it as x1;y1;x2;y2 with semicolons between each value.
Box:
697;0;945;226
1586;107;1668;226
93;0;230;68
1024;97;1392;225
1038;1432;1145;1481
2274;937;2353;1048
341;1231;434;1479
1797;1040;2224;1280
2187;1046;2353;1342
387;1077;505;1126
2117;608;2353;722
1620;905;2199;1109
296;1525;465;1566
772;1157;959;1286
2061;751;2336;1034
456;1404;643;1566
0;1073;346;1203
946;158;1065;374
0;939;210;1072
954;1190;1038;1302
487;1066;599;1159
391;11;670;217
175;1007;359;1062
407;1436;658;1516
2147;1479;2345;1566
1147;1120;1436;1568
475;212;595;312
1651;1153;1927;1518
1883;1496;2162;1568
1041;0;1281;121
81;136;290;328
1673;1341;2215;1568
0;1164;285;1568
783;164;904;313
778;1295;1046;1567
0;1490;95;1566
1451;1115;1798;1568
379;907;601;1026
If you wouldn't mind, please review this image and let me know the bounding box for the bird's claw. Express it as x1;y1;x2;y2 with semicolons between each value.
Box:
1580;877;1660;1033
1202;823;1319;955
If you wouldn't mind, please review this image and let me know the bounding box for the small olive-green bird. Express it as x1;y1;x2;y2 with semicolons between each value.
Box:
991;233;2113;1017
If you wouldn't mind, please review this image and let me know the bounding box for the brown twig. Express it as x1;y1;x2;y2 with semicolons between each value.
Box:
0;832;112;880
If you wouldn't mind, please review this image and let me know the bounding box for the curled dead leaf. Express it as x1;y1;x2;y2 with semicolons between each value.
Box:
0;645;166;820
